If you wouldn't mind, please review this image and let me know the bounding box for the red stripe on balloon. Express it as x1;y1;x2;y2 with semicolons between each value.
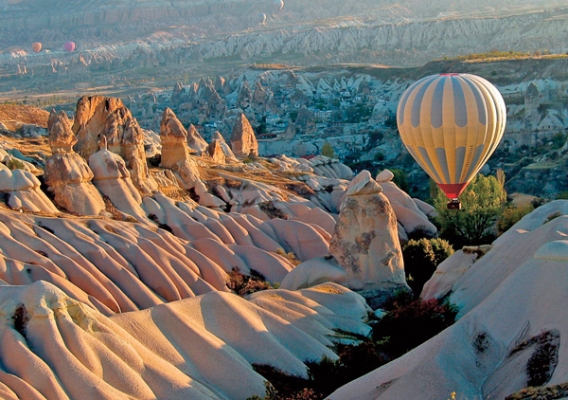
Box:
438;182;469;199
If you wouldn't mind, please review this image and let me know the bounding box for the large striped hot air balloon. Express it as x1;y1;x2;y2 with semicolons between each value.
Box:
397;73;506;208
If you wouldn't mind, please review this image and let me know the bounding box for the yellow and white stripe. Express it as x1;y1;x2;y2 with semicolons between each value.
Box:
397;73;506;189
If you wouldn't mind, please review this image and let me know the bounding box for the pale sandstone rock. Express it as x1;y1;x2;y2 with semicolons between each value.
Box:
160;108;203;190
186;124;208;154
159;108;191;169
280;257;347;291
0;163;58;213
44;110;106;215
230;113;258;158
71;95;156;194
376;170;437;238
330;171;409;307
89;138;146;221
73;96;125;158
329;206;568;400
206;139;226;164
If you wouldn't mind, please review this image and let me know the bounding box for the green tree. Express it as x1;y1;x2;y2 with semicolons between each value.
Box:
390;168;409;193
434;174;506;248
321;142;335;158
403;238;454;295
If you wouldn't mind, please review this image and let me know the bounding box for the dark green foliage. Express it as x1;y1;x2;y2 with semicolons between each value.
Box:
250;297;458;399
403;238;454;294
259;201;289;220
13;304;30;341
371;297;458;359
389;168;409;193
497;204;534;235
321;142;335;158
525;330;560;387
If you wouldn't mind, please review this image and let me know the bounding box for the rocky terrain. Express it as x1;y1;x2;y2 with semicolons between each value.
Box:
0;96;439;398
1;0;568;96
2;94;568;399
330;200;568;400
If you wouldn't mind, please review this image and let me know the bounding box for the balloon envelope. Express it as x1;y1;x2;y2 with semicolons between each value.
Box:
64;41;76;52
396;73;506;199
31;42;42;53
274;0;284;11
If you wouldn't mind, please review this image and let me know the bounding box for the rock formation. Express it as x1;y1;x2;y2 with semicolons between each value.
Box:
330;170;409;307
159;108;192;169
73;96;125;159
213;131;239;162
0;163;58;214
186;124;208;154
159;108;202;190
44;110;106;216
376;169;437;239
72;95;156;195
230;113;258;158
207;139;226;164
329;201;568;400
122;117;157;195
89;137;146;221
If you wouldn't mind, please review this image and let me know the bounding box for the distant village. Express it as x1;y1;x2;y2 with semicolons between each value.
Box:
115;69;568;174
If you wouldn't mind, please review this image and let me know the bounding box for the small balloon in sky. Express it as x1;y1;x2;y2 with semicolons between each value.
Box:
31;42;42;53
64;41;76;52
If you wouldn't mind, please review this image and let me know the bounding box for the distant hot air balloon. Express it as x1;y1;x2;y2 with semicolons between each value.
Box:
64;41;76;52
274;0;284;11
31;42;42;53
396;73;506;209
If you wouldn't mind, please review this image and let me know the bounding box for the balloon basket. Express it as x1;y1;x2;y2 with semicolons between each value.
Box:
447;199;461;210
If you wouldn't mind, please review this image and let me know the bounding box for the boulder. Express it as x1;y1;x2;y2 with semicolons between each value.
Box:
89;137;146;221
330;171;409;307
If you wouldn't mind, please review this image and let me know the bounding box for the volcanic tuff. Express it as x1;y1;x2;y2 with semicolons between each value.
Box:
0;97;444;398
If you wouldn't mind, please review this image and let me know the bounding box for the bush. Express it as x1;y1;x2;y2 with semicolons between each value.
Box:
371;298;458;359
403;238;454;295
250;296;458;400
228;267;271;295
497;204;534;235
390;168;409;193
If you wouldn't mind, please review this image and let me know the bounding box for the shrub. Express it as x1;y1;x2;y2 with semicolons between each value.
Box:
275;248;301;266
403;238;454;295
228;267;272;296
250;296;458;399
371;298;458;359
6;158;25;170
389;168;409;193
497;204;534;235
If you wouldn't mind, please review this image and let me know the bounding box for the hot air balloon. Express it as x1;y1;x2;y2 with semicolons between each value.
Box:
31;42;42;53
64;41;76;52
396;73;506;209
274;0;284;12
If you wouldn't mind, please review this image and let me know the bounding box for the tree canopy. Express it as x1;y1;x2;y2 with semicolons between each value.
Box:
433;174;507;248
